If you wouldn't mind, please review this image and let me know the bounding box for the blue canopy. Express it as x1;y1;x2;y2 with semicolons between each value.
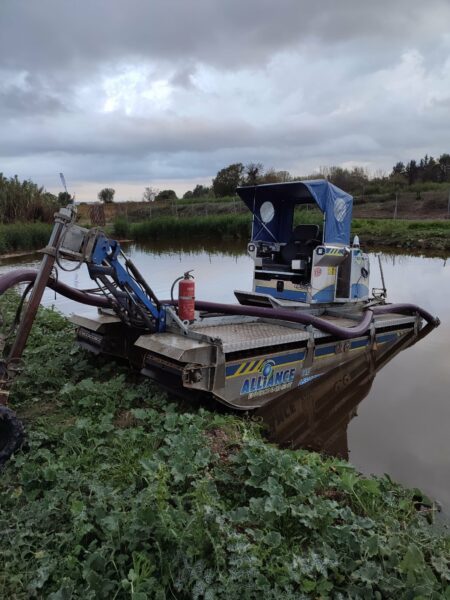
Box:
236;179;353;246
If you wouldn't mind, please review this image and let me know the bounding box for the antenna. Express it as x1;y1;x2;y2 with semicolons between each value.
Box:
59;172;68;194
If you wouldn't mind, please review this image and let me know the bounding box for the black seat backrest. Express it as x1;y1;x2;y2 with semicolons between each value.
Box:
280;224;321;265
291;224;320;242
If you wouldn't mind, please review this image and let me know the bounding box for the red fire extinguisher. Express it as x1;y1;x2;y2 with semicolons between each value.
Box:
178;271;195;321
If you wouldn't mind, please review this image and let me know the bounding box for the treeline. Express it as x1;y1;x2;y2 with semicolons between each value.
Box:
181;154;450;199
0;174;59;224
392;153;450;185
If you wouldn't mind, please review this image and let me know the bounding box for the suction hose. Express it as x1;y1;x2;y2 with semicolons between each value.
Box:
0;269;439;339
0;269;109;308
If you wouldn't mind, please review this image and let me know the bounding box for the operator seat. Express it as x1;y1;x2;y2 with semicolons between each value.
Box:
281;224;321;263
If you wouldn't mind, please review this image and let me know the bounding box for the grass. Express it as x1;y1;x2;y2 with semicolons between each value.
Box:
352;218;450;249
0;222;53;255
0;294;449;598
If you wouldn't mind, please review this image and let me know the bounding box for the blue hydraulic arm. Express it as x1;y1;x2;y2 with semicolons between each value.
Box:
84;232;166;332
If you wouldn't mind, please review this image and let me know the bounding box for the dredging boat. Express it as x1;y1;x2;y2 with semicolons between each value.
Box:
0;180;439;414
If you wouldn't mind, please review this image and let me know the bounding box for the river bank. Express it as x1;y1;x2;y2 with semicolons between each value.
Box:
122;214;450;253
0;295;448;597
1;213;450;258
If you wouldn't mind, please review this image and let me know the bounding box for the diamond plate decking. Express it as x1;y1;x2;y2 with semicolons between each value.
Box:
190;321;311;352
190;312;416;353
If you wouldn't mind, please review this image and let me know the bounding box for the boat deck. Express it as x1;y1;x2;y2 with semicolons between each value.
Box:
190;313;416;353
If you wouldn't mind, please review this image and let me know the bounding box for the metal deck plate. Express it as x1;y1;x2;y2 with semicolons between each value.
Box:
373;313;416;328
190;321;311;353
189;311;416;353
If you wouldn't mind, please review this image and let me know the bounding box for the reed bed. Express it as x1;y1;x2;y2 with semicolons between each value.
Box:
0;223;53;255
130;213;252;241
128;212;450;250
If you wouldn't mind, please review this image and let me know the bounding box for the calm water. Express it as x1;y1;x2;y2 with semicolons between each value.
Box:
1;243;449;511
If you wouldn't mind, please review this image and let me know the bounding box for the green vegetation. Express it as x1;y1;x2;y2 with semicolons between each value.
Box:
131;213;252;242
0;296;449;598
0;174;59;224
0;222;53;255
127;212;450;251
112;216;131;238
352;219;450;251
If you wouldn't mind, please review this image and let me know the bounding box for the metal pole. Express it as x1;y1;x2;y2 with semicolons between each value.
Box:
7;209;72;361
377;253;387;296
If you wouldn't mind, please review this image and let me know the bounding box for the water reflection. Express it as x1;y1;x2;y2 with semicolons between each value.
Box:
257;325;434;459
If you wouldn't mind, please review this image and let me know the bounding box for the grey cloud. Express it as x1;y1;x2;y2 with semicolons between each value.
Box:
1;0;450;197
2;0;450;74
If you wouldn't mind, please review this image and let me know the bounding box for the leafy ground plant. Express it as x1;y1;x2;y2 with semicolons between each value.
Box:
0;295;449;599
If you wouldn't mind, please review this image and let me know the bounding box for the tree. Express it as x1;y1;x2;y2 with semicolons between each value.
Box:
439;154;450;182
155;189;177;201
57;191;72;205
98;188;115;203
183;190;194;200
143;187;158;202
405;160;419;185
391;162;406;177
243;162;264;186
212;163;244;197
192;184;211;198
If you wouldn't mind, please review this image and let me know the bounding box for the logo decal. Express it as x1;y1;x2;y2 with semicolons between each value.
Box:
240;359;296;399
334;197;348;222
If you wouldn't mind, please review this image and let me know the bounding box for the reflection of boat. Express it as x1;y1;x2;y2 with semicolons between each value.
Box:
257;323;435;457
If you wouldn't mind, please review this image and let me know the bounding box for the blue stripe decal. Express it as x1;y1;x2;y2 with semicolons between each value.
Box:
225;364;241;376
377;333;398;343
226;332;405;376
314;345;335;357
351;339;367;349
255;286;308;301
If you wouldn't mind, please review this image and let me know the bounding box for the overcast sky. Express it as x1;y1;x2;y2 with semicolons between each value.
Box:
1;0;450;201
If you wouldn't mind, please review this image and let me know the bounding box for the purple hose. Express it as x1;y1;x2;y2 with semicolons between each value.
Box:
0;268;439;338
185;300;375;340
372;302;439;327
0;269;109;308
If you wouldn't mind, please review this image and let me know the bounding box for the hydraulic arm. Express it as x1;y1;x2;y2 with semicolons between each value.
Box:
1;205;166;399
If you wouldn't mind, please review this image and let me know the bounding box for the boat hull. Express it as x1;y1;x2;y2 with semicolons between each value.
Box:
71;311;420;410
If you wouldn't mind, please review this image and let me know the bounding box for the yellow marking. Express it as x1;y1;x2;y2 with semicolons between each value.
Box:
236;362;249;376
253;358;265;373
226;357;305;379
243;360;257;374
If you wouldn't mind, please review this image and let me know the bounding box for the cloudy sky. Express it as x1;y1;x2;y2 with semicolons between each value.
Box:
1;0;450;201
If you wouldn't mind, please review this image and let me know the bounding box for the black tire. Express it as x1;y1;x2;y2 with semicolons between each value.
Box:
0;406;25;467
